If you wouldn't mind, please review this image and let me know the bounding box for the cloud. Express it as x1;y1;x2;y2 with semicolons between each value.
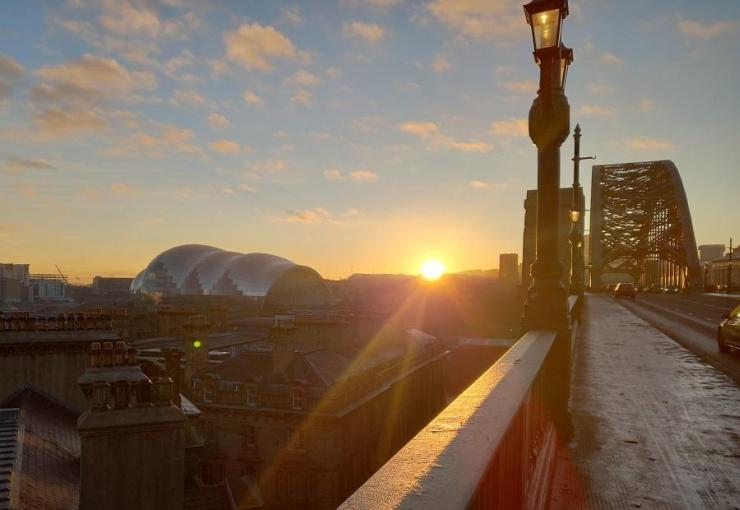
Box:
342;0;403;7
427;0;521;43
349;169;379;181
210;140;238;154
33;54;156;105
281;6;303;25
578;104;617;117
170;88;205;107
678;19;738;39
438;138;492;153
323;168;344;180
102;123;200;158
394;81;419;92
400;121;438;137
638;98;654;112
224;22;307;71
600;52;624;65
208;112;230;129
1;156;55;175
239;183;256;192
470;180;488;189
352;117;383;133
97;0;201;38
491;118;528;137
111;182;137;196
284;69;321;87
343;21;385;43
282;207;361;225
34;107;107;139
0;53;24;100
243;90;265;106
246;159;287;179
163;50;195;76
626;137;674;151
503;80;537;93
587;82;616;95
290;89;313;106
432;54;451;73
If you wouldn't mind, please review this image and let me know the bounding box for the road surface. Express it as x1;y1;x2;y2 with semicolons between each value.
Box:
615;292;740;383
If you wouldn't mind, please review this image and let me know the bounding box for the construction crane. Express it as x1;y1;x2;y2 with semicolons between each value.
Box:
54;265;69;285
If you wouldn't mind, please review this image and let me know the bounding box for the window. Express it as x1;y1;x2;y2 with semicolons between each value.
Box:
246;384;258;407
200;461;224;485
291;388;306;410
287;428;306;452
244;425;256;448
205;421;217;444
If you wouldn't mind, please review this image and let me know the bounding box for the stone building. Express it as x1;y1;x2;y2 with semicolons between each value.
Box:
187;315;449;509
0;312;118;412
522;187;585;290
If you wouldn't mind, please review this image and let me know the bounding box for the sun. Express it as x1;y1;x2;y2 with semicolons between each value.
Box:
420;259;445;281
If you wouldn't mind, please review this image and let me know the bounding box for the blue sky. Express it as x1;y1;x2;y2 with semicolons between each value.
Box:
0;0;738;281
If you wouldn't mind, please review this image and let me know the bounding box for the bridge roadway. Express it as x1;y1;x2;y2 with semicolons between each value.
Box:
617;292;740;383
549;294;740;510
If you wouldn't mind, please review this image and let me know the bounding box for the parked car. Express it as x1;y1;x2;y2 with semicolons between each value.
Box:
614;283;636;299
718;305;740;353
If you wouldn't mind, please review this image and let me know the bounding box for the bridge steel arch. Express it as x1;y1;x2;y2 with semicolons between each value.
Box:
590;160;702;292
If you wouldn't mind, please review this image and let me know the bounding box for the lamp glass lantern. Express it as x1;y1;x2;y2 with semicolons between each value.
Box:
559;46;573;88
524;0;569;54
570;210;580;223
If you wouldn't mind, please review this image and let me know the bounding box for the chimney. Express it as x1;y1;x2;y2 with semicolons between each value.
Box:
77;342;185;510
271;315;297;373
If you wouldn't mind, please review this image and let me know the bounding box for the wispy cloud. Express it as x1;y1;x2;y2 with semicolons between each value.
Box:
282;207;362;225
1;156;55;175
600;52;624;65
349;169;379;181
502;80;537;93
432;54;451;73
224;22;309;71
0;54;24;100
208;112;231;129
284;69;321;87
400;121;438;137
290;89;313;106
678;19;738;39
626;137;674;151
491;118;528;138
343;21;385;43
578;104;617;118
243;90;265;106
427;0;521;43
210;139;251;155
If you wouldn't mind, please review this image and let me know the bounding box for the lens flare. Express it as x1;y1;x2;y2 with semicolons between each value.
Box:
420;259;445;281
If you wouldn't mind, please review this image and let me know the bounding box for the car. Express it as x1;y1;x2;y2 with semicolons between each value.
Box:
614;283;636;299
718;304;740;354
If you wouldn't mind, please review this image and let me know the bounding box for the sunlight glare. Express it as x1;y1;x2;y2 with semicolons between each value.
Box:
420;259;445;281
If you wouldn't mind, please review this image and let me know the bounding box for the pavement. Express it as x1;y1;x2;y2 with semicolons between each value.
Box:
549;294;740;510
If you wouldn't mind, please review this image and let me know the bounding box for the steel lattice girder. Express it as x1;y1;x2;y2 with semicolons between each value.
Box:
589;160;702;291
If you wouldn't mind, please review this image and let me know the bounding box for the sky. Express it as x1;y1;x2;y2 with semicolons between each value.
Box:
0;0;739;283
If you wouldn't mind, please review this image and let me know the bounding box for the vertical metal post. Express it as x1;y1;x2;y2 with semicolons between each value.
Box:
729;237;734;292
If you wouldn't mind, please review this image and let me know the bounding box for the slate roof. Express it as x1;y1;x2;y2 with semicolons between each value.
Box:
0;408;20;510
0;387;80;510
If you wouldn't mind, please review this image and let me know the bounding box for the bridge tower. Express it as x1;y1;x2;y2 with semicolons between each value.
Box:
590;160;702;292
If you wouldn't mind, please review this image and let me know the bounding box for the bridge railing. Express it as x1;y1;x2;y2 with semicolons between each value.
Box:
339;296;582;509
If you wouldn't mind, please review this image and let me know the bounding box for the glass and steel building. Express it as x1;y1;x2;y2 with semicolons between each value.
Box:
131;244;332;309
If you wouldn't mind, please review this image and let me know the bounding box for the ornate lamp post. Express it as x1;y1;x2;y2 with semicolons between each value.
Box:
522;0;573;333
521;0;573;438
569;124;595;295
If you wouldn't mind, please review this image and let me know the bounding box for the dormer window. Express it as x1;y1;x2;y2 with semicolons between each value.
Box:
291;388;306;410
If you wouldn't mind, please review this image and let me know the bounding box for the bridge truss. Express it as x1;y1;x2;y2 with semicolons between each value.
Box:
590;160;702;292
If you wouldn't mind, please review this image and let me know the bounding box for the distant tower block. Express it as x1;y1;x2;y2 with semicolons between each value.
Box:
499;254;519;285
183;315;211;383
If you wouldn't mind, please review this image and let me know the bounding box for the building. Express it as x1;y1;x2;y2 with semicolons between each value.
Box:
186;315;449;509
131;244;333;310
0;263;30;304
522;187;585;290
498;253;519;285
0;312;117;412
698;244;725;264
29;273;69;301
92;276;134;296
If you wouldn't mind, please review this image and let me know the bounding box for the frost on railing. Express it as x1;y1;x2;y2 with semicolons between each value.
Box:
340;329;562;510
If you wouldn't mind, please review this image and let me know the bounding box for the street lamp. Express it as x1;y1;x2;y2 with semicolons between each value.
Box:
521;0;573;438
569;124;595;295
522;0;572;334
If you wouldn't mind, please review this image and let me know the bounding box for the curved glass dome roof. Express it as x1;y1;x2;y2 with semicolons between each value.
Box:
131;244;325;299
